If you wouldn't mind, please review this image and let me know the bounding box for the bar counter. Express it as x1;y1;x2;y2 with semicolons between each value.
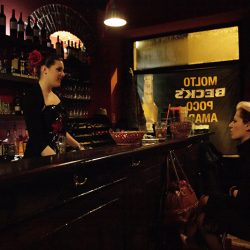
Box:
0;133;211;250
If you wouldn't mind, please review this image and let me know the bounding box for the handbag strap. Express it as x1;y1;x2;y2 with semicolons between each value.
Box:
168;150;190;183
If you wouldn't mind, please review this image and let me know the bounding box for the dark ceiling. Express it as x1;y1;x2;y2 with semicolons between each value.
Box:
36;0;250;32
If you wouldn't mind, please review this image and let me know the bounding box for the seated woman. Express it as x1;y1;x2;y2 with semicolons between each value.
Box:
184;101;250;249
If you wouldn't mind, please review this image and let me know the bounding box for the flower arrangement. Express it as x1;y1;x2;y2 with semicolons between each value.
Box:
28;50;43;77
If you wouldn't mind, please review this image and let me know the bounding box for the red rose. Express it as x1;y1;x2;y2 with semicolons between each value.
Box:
28;50;43;67
51;120;63;133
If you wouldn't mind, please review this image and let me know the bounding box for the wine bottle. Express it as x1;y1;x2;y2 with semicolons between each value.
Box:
56;35;61;56
17;12;24;40
67;40;71;58
11;48;19;75
32;18;39;45
25;16;33;43
61;41;64;59
70;41;74;57
0;4;6;35
46;33;52;48
10;9;17;38
40;22;47;47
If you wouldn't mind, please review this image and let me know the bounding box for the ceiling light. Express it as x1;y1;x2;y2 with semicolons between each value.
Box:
104;1;127;27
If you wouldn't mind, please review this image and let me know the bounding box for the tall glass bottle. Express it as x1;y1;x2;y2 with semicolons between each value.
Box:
46;33;52;48
142;74;158;132
0;4;6;35
25;16;33;43
32;18;39;45
40;22;47;47
17;12;24;40
10;9;17;38
55;35;61;56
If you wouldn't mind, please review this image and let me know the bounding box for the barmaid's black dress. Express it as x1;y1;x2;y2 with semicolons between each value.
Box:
23;83;67;158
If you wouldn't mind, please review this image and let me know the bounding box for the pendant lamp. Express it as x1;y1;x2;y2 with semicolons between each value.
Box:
104;0;127;27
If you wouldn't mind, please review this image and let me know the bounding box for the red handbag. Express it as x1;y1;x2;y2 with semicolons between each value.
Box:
164;150;198;224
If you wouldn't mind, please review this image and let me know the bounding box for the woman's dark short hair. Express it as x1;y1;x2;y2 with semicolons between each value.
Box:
237;101;250;123
38;54;63;78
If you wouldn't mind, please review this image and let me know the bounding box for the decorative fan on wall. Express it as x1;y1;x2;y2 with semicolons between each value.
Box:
30;4;95;53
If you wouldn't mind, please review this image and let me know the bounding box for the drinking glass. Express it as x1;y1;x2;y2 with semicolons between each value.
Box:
155;122;167;140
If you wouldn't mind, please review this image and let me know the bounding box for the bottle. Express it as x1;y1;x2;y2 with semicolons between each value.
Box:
46;33;52;48
13;129;18;155
55;35;61;56
25;16;33;43
61;41;64;59
40;22;47;47
10;9;17;38
0;4;6;35
3;130;16;157
19;51;26;75
70;41;74;58
142;75;158;132
13;92;22;115
11;48;19;75
67;40;71;58
32;18;39;45
76;40;81;60
23;129;29;153
17;12;24;40
74;42;77;58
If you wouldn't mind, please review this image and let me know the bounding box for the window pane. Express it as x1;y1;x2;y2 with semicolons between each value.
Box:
134;26;239;70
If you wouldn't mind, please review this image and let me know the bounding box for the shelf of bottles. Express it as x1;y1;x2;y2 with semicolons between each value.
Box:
0;4;54;81
0;3;92;120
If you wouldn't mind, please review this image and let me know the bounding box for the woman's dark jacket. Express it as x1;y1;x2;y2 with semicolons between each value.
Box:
205;138;250;239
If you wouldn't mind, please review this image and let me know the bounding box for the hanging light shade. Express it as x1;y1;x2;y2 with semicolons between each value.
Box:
104;0;127;27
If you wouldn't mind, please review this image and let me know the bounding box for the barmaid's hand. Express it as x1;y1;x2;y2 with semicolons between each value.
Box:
77;143;85;151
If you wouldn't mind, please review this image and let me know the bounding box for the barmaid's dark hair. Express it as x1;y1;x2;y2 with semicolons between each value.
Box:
38;54;63;79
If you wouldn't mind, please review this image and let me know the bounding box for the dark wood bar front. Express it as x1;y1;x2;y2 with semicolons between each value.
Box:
0;133;210;250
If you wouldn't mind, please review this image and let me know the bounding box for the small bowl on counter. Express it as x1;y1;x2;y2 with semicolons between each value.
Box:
109;130;145;145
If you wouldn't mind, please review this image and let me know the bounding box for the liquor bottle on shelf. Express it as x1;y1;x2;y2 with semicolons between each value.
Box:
17;12;24;40
13;92;22;115
10;9;17;39
70;41;74;58
55;35;61;56
66;40;71;58
77;40;81;60
74;42;77;59
25;16;33;43
19;51;26;76
40;22;47;47
61;41;65;59
0;4;6;35
22;129;29;153
32;18;40;46
11;48;19;75
46;32;52;48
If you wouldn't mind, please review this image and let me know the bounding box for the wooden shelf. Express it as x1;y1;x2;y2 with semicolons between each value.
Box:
0;114;24;120
0;73;37;85
62;96;91;102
